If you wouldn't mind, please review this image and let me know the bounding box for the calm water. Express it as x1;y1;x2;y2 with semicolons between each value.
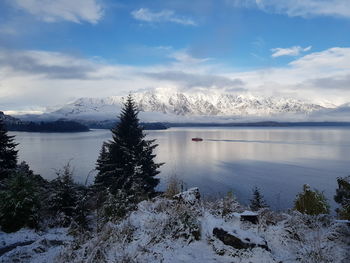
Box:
10;127;350;210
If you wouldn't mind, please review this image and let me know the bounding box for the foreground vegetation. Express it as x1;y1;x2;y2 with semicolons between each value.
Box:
1;188;349;262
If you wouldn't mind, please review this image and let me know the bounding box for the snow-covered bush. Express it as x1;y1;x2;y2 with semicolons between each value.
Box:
279;211;349;263
98;189;136;226
44;164;91;229
204;191;242;219
2;188;349;263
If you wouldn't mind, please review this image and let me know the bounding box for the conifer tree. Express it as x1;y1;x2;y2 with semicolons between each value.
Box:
48;163;78;226
95;95;161;200
294;184;330;215
94;142;111;191
71;186;91;231
0;119;18;180
0;171;40;232
249;187;268;211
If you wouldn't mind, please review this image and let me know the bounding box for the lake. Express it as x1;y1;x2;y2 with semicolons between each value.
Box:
10;127;350;211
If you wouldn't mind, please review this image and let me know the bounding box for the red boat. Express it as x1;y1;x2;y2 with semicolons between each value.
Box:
192;137;203;142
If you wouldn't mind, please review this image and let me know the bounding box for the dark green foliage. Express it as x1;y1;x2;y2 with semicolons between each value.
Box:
71;187;91;232
0;119;18;180
94;142;111;192
16;161;47;186
0;171;40;232
294;184;330;215
249;187;268;211
100;189;136;224
334;176;350;220
48;164;79;227
95;95;162;199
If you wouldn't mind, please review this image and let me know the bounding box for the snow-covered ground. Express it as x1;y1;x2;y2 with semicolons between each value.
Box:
0;228;71;263
1;188;349;263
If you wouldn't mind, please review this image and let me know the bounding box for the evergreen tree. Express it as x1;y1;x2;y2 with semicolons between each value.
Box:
94;142;111;191
249;187;268;211
0;171;40;232
95;95;162;200
71;186;91;231
48;163;78;226
334;176;350;220
0;119;18;180
294;184;330;215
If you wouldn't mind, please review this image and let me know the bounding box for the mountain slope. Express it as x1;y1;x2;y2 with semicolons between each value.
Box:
48;90;325;121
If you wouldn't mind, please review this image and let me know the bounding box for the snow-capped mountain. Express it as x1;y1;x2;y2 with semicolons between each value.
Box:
48;89;325;121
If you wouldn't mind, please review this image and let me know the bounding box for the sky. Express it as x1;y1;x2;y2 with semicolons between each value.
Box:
0;0;350;113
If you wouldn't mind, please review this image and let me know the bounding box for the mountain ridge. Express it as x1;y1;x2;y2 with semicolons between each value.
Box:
49;90;326;120
11;90;350;122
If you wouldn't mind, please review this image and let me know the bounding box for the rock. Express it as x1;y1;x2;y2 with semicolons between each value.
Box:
240;210;259;224
174;187;201;205
213;228;269;251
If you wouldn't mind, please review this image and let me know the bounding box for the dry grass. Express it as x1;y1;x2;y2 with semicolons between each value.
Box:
164;174;182;198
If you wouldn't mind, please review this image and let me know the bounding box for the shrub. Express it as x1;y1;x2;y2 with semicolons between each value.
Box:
334;176;350;220
164;175;182;198
294;184;330;215
0;171;40;232
100;189;136;225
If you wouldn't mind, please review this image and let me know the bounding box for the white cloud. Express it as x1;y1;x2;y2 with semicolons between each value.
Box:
131;8;196;26
231;0;350;18
271;46;312;58
289;47;350;70
169;50;210;64
231;47;350;105
12;0;103;24
1;47;350;112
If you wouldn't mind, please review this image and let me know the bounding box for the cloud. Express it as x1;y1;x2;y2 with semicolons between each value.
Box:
11;0;103;24
230;0;350;19
0;49;98;79
169;50;210;64
271;46;312;58
145;71;245;90
131;8;196;26
289;47;350;70
231;47;350;105
307;74;350;90
1;46;350;112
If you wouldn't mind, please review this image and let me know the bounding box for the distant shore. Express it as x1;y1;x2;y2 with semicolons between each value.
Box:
165;121;350;128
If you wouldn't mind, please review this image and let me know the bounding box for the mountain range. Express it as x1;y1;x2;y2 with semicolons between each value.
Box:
15;89;350;122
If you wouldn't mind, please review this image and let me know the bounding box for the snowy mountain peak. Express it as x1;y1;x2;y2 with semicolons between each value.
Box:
49;89;325;121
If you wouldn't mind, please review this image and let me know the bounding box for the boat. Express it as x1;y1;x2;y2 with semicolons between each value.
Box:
192;137;203;142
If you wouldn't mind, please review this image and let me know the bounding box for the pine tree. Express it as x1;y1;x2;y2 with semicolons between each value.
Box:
249;187;268;211
0;171;40;232
95;95;162;200
48;163;78;226
0;119;18;180
294;184;330;215
94;142;111;191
